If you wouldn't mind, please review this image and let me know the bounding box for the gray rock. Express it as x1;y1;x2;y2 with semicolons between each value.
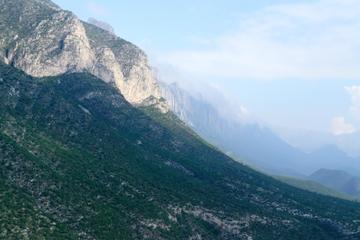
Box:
0;0;168;110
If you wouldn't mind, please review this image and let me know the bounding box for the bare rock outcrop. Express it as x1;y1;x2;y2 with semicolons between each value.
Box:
0;0;168;111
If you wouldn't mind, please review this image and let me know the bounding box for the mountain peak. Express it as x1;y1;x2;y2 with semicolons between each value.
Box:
0;0;168;110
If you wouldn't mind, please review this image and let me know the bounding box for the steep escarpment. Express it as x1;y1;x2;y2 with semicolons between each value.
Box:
83;22;167;110
0;0;166;110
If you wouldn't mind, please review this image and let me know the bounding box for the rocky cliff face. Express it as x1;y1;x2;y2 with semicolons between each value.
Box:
160;82;223;130
0;0;167;111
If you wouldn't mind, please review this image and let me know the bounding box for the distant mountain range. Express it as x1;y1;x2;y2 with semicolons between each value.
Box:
278;128;360;158
276;176;353;200
310;169;360;198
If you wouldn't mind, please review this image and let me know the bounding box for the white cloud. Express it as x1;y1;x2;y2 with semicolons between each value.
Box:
345;86;360;119
160;0;360;80
330;85;360;136
331;117;356;135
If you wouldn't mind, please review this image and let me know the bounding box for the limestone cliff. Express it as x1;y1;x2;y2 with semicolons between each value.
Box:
0;0;168;111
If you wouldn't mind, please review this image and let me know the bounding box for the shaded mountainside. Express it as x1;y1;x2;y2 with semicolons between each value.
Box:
310;169;360;199
1;63;360;239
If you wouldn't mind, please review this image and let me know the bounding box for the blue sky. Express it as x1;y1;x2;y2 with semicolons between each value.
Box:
53;0;301;51
53;0;360;134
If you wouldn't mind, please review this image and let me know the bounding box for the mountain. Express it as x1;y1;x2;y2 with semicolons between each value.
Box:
160;82;225;138
161;82;360;177
310;169;360;198
306;145;360;176
335;132;360;158
276;176;353;200
1;59;360;239
161;82;306;176
277;128;360;158
0;0;167;110
1;0;360;239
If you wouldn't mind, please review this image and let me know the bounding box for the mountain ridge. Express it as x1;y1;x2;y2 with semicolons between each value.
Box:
0;0;167;110
310;169;360;198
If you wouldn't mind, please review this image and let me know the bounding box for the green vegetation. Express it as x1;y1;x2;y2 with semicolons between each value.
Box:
0;63;360;239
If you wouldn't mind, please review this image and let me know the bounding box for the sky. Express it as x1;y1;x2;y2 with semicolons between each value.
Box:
53;0;360;134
